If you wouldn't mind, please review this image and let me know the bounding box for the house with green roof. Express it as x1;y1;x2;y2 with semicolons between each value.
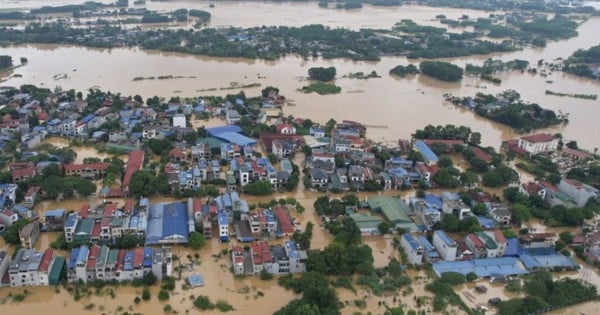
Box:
476;232;501;258
73;218;94;243
350;213;383;235
368;196;417;232
49;256;65;285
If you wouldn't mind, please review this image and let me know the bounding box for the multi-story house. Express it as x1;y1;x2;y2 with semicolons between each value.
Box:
433;230;457;262
517;133;558;155
400;233;423;265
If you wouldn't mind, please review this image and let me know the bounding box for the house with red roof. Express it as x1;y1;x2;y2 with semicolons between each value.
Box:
517;133;558;155
471;146;492;164
519;232;557;249
275;207;294;236
465;233;487;258
11;166;36;183
122;150;145;193
168;148;188;162
24;186;41;205
275;123;296;135
37;248;56;285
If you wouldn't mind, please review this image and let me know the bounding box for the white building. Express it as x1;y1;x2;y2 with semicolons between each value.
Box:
517;133;558;155
172;113;186;128
558;178;598;207
400;234;423;265
433;230;457;261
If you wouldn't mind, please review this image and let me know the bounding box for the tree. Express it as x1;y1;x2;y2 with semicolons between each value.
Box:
194;295;214;310
142;272;157;286
512;204;531;223
308;66;337;81
158;289;170;300
419;61;463;81
469;132;482;146
243;180;273;195
466;272;478;282
141;287;151;300
116;234;141;249
438;156;453;168
188;232;206;250
378;222;391;234
2;219;29;245
472;203;488;216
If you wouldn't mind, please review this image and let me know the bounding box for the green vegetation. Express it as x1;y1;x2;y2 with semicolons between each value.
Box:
419;61;463;82
344;71;380;79
563;44;600;80
193;295;214;310
449;91;567;131
567;165;600;189
414;124;480;145
300;82;342;95
242;179;273;195
2;219;30;245
545;90;597;100
389;64;419;77
308;66;337;81
276;272;340;315
158;289;169;300
0;55;13;70
498;272;597;315
425;272;471;313
188;232;206;250
189;9;211;24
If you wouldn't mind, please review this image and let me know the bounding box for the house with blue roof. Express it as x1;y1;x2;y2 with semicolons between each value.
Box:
67;247;80;283
419;236;441;262
400;233;423;265
433;230;457;261
42;208;66;231
145;202;190;245
415;140;439;166
75;245;89;283
218;212;229;242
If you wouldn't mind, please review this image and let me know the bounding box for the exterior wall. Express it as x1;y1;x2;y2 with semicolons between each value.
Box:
517;138;558;154
432;231;457;262
400;235;423;265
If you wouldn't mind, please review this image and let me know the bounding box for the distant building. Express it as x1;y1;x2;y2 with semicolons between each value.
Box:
558;178;598;207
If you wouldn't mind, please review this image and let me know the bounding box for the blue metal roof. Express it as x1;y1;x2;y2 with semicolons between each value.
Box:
44;209;65;217
434;230;456;247
161;203;189;243
81;114;96;124
285;240;300;259
76;245;89;265
432;257;529;278
213;132;257;147
476;216;496;229
206;125;242;136
65;213;78;229
68;248;80;269
218;212;228;226
415;140;439;163
403;234;422;251
124;250;134;271
143;248;153;267
424;194;443;209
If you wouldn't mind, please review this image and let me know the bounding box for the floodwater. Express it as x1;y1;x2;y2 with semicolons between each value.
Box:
1;17;600;150
41;136;118;164
1;1;600;314
0;0;497;30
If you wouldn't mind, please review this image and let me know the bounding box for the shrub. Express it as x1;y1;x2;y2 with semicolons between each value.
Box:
194;295;214;310
215;299;234;312
158;289;170;301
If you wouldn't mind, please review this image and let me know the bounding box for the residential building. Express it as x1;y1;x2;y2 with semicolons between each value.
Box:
400;234;423;265
441;192;471;220
414;140;438;166
275;123;296;134
517;133;558;155
433;230;457;261
350;213;383;235
24;186;41;205
485;230;507;257
0;251;9;287
19;221;40;249
9;249;43;286
465;233;487;259
122;150;145;193
226;110;241;125
558;178;598;207
172;113;186;128
419;236;441;262
218;212;229;242
63;163;109;179
519;232;557;249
